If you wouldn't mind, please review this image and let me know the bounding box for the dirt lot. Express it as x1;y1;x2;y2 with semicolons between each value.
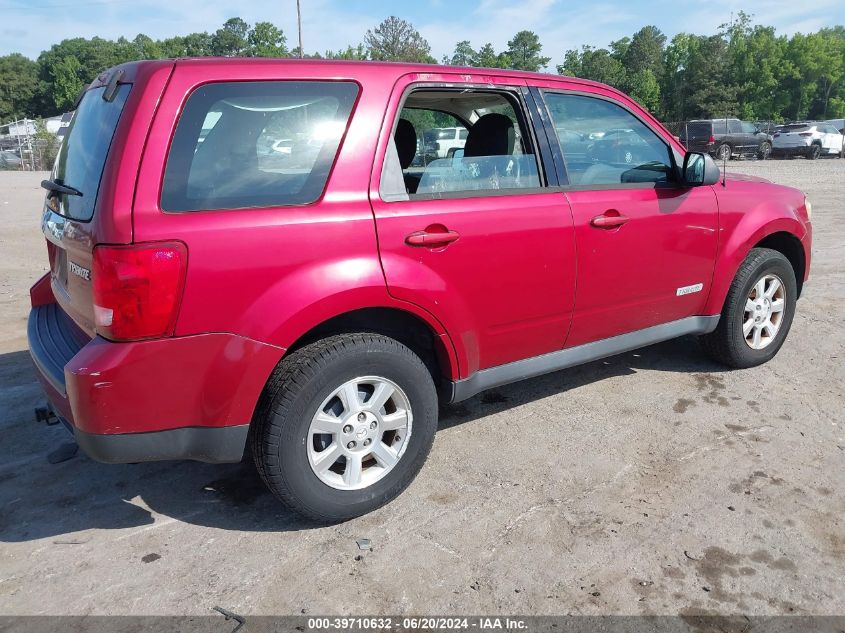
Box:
0;161;843;617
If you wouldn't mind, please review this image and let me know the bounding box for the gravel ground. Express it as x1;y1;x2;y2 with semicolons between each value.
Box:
0;160;843;617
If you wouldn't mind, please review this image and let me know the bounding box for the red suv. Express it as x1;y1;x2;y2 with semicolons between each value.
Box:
28;59;812;521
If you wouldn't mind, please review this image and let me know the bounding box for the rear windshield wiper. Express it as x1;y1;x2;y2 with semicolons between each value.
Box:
41;179;83;197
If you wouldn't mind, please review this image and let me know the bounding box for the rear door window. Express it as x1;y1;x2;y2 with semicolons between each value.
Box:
50;84;130;221
161;81;359;212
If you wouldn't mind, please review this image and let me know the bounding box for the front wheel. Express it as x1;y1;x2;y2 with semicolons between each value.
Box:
808;144;821;160
758;142;772;160
251;333;438;522
699;248;797;368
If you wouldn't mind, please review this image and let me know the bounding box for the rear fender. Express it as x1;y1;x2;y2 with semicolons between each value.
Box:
248;257;461;380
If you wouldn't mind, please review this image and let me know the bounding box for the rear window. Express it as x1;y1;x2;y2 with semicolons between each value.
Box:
782;124;811;132
161;81;359;212
683;122;711;138
51;84;130;221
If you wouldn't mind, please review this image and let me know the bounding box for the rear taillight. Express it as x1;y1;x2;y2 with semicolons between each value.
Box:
799;132;813;137
773;132;780;137
708;135;715;143
92;242;187;341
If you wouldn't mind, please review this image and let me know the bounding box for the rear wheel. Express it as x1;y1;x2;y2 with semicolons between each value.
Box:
251;333;438;522
716;143;732;161
699;248;797;368
808;144;821;160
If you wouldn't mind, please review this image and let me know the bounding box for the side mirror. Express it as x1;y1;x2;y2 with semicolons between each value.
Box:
682;151;720;186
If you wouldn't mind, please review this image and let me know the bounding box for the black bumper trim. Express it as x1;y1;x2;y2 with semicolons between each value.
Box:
27;303;90;395
74;424;249;464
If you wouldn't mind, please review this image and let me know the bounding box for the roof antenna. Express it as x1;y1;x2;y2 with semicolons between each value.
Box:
721;110;728;187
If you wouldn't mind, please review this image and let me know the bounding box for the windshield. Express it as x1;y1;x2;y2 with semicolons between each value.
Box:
50;84;130;221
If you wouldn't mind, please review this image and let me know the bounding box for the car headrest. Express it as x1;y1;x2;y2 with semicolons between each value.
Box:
464;113;515;157
394;119;417;170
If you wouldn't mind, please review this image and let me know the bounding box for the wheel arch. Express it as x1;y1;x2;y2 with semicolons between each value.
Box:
704;214;809;315
754;231;806;297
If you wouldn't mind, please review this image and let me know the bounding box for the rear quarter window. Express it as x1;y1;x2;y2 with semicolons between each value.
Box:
161;81;359;212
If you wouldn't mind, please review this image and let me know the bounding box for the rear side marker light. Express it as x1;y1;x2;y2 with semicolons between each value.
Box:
708;135;715;143
92;242;187;341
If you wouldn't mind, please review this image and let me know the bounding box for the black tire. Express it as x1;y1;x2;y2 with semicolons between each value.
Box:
699;248;797;369
757;142;772;160
251;333;438;522
808;144;821;160
716;143;732;161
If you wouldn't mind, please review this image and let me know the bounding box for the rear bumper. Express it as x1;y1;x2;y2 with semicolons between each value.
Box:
28;301;282;464
772;144;811;155
74;424;249;464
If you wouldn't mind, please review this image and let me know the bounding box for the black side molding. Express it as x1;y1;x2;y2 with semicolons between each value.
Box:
74;424;249;464
450;315;720;403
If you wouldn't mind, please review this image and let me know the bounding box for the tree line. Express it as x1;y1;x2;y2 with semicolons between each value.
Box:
1;13;843;125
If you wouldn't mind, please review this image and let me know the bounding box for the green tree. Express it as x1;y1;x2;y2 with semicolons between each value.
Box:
661;33;697;121
212;17;250;56
684;35;737;118
248;22;288;57
443;40;476;66
558;46;625;87
0;54;39;121
365;16;433;63
160;32;213;57
474;43;509;68
51;56;85;111
133;34;163;59
505;30;550;71
627;69;661;112
324;45;368;60
623;26;666;75
814;28;845;117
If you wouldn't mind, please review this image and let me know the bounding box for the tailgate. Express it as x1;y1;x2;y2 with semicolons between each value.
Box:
41;80;132;336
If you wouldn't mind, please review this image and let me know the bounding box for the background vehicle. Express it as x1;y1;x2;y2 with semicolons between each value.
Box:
680;118;773;160
27;60;812;522
421;126;468;158
586;128;654;165
0;149;22;170
772;122;844;159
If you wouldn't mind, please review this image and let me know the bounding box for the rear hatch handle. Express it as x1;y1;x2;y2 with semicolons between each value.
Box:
41;180;83;197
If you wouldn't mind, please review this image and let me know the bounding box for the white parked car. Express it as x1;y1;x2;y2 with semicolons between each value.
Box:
772;122;844;159
424;127;468;158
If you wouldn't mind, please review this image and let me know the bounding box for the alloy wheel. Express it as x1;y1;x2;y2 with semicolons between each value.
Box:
307;376;412;490
743;274;786;350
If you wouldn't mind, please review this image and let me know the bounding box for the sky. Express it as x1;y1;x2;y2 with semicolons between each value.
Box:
1;0;844;68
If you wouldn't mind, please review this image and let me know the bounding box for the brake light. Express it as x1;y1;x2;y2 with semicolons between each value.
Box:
92;242;187;341
799;132;813;137
708;135;715;143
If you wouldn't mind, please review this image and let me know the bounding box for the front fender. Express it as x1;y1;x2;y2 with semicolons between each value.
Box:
704;185;810;315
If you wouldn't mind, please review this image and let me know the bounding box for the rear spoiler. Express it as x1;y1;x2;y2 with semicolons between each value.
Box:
103;69;125;102
70;68;126;109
